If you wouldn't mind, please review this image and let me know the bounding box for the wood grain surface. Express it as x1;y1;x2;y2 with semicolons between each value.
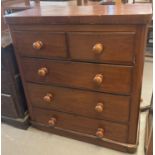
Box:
32;107;128;143
13;31;67;58
5;3;152;152
5;4;152;24
27;83;130;123
68;32;135;64
22;58;133;95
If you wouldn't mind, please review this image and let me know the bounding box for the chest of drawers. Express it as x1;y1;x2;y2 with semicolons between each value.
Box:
5;4;152;152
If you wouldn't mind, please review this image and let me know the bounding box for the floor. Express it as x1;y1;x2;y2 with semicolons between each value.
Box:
1;57;153;155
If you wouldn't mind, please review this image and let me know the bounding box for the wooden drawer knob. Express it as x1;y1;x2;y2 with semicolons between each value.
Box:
38;67;48;77
93;74;103;85
96;128;104;138
43;93;53;103
33;41;43;50
48;117;56;126
95;103;104;113
93;43;103;54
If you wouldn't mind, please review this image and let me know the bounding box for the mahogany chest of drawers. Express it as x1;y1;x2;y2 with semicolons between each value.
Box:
5;4;152;152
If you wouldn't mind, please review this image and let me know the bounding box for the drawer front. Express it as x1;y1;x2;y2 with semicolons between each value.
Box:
68;32;135;64
22;58;133;94
27;83;130;123
32;108;128;143
13;31;67;58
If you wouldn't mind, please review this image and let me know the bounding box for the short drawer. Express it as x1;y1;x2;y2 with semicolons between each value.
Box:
68;32;135;64
13;31;67;58
22;58;133;95
32;108;128;143
27;83;130;123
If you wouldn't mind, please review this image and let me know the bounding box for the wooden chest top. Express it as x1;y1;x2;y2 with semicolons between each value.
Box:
5;4;152;24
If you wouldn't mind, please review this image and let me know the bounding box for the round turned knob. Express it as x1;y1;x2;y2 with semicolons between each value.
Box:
95;103;104;113
93;43;104;54
48;117;56;126
93;74;103;85
38;67;48;77
33;41;43;50
96;128;104;138
43;93;53;103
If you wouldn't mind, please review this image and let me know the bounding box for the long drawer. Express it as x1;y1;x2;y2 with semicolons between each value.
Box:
68;32;135;64
22;58;133;95
32;108;128;143
27;83;130;123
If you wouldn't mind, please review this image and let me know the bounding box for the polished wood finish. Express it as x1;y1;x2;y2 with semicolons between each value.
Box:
68;32;135;64
22;58;133;95
5;4;152;25
32;108;128;143
31;121;138;153
13;31;67;58
10;25;137;32
5;3;152;153
27;83;130;123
